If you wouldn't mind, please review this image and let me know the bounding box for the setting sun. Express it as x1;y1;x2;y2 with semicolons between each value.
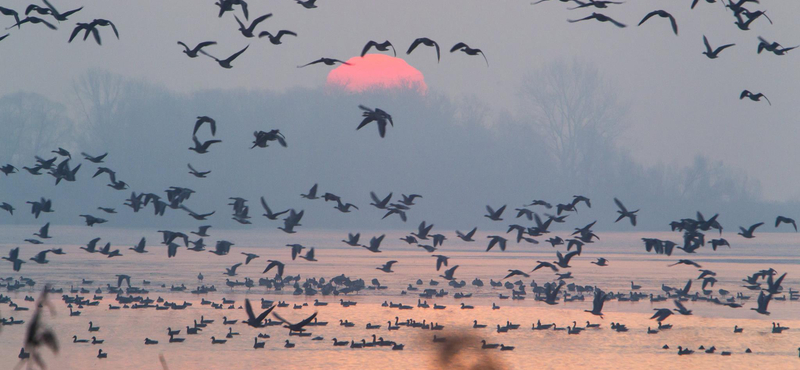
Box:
326;54;427;93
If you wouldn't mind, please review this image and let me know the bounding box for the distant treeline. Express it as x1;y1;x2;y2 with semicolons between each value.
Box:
1;68;786;233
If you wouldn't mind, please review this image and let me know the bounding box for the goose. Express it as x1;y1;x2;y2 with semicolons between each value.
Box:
91;336;104;344
284;340;295;348
211;336;227;344
496;325;508;333
332;338;348;346
97;349;107;358
456;227;477;242
638;10;678;35
253;337;265;349
734;325;743;333
73;336;89;343
69;307;81;316
361;40;396;57
586;321;600;329
500;344;515;351
568;12;626;28
234;13;271;38
450;42;488;66
200;45;249;69
186;326;201;335
259;30;297;44
88;322;100;332
432;335;446;343
484;205;506;221
481;340;499;349
647;327;659;334
297;57;351;68
657;321;673;330
677;346;694;355
407;37;440;62
144;338;158;345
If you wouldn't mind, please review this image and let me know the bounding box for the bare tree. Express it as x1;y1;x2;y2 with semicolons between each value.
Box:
0;92;76;164
520;59;627;183
72;68;125;146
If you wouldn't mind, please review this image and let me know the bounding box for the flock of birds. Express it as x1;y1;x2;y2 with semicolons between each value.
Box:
1;0;799;367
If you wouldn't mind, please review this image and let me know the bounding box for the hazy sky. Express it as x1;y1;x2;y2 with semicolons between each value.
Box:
2;0;799;200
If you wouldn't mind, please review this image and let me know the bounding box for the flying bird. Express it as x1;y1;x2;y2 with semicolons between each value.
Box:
740;90;770;106
702;35;734;59
407;37;440;62
361;40;396;57
638;10;678;35
775;216;797;231
234;13;271;38
201;45;249;69
258;30;296;45
738;222;764;238
613;198;638;226
188;164;211;178
568;13;626;28
377;260;397;273
189;136;222;153
178;41;217;58
357;105;393;138
484;205;506;221
456;227;477;242
194;116;217;136
450;42;488;66
297;58;350;68
584;289;607;317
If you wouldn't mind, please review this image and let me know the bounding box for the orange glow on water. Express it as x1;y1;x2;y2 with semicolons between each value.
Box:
327;54;427;94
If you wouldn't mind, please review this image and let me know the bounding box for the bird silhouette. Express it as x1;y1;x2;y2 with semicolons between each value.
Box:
638;10;678;35
201;45;249;69
450;42;488;66
178;41;217;58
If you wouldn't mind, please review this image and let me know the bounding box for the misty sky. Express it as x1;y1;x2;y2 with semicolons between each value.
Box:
1;0;799;200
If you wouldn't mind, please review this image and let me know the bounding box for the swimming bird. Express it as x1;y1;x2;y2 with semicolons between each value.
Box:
297;58;351;68
177;41;216;58
456;227;477;242
450;42;488;66
189;136;222;153
97;349;107;358
613;198;638;226
638;10;678;35
702;35;734;59
739;90;770;106
201;45;249;69
568;12;626;28
377;261;397;273
234;13;271;38
738;222;764;238
406;37;440;62
258;30;297;44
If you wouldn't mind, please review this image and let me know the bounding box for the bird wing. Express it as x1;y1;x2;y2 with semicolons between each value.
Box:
739;90;750;99
223;45;249;63
638;11;658;26
361;40;377;57
276;30;297;38
748;222;764;233
668;14;678;35
702;35;711;53
613;198;627;213
466;227;477;238
450;42;468;52
563;250;580;264
249;13;272;32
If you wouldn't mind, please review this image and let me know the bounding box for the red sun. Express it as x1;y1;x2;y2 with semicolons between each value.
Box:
326;54;427;94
